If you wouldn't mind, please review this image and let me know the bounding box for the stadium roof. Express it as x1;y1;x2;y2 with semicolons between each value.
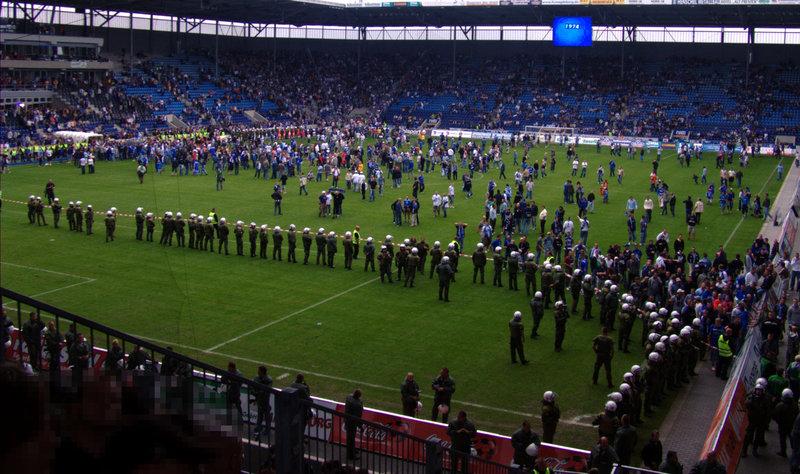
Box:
31;1;800;28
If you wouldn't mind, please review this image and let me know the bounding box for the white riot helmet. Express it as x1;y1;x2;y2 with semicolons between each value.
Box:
626;296;634;304
631;365;641;374
671;318;681;326
175;212;182;218
448;243;455;250
605;401;617;412
783;389;794;401
137;207;143;213
385;235;393;241
545;263;553;270
495;246;502;253
574;269;581;276
655;342;666;352
303;227;310;233
411;247;418;254
442;256;450;263
645;302;656;310
554;265;562;271
535;291;543;298
680;328;692;337
345;231;352;237
289;224;296;230
610;285;618;292
250;222;257;227
543;391;556;402
513;311;523;320
604;280;612;287
669;334;680;343
620;383;631;394
622;304;630;311
367;237;373;243
624;372;634;381
328;231;334;237
106;211;112;216
584;274;593;282
692;318;701;327
649;333;660;343
319;228;325;233
609;392;623;403
219;217;226;223
555;300;564;308
528;253;535;261
650;312;659;321
477;243;484;249
648;352;661;362
434;241;441;247
404;238;411;245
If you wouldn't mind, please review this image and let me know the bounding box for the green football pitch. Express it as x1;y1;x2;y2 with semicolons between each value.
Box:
0;141;786;451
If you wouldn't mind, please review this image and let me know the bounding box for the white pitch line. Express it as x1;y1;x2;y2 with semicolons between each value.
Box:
205;277;380;351
723;159;780;250
128;333;591;427
2;279;96;310
2;262;95;281
277;372;291;380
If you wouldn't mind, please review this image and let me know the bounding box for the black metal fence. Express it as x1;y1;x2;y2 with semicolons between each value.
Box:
1;286;521;474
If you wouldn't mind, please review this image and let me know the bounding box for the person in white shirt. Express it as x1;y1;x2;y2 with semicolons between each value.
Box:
538;207;548;235
563;217;575;237
448;184;455;209
643;196;654;222
656;229;669;243
432;192;442;217
791;253;800;291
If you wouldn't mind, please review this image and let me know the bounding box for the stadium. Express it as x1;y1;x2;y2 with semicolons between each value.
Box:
2;0;800;473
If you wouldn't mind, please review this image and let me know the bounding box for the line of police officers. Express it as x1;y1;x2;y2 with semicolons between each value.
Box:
29;195;117;242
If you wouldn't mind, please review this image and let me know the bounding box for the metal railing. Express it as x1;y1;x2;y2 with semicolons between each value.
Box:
1;286;518;473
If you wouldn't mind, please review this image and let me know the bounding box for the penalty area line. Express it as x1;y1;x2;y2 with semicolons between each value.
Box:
205;276;380;352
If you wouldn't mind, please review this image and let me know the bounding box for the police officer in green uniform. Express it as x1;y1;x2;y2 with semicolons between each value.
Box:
159;212;172;245
396;244;408;281
378;245;392;283
617;304;634;353
541;391;561;443
315;228;327;265
257;224;268;258
530;291;544;338
193;215;204;248
217;218;230;255
472;243;487;284
570;270;582;314
363;237;375;271
405;247;420;287
493;246;505;287
326;231;338;268
174;212;185;247
204;216;215;252
272;225;283;260
104;210;116;242
509;311;530;364
250;223;260;258
554;300;569;352
508;252;521;291
84;204;94;235
146;212;156;242
438;256;454;302
235;222;246;255
343;231;355;269
553;265;566;302
27;195;36;224
429;241;443;278
524;253;538;295
302;227;313;264
604;285;620;331
67;201;76;230
35;197;47;226
52;198;62;229
541;263;554;308
287;224;298;263
135;207;145;240
593;327;615;388
75;201;83;233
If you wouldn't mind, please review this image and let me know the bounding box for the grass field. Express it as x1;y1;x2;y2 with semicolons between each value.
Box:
0;141;786;452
